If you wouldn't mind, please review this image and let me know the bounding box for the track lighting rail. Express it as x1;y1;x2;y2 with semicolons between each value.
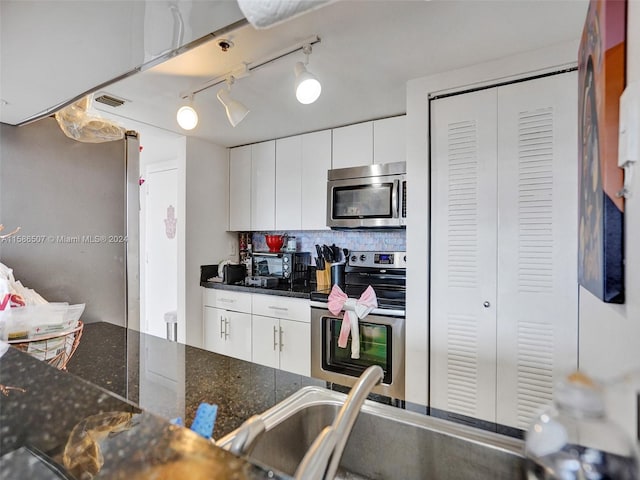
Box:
179;35;321;100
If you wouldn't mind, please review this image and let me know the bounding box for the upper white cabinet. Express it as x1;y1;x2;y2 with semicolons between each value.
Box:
275;136;302;231
229;117;401;231
229;145;252;231
301;130;332;230
332;122;373;169
374;116;406;164
430;72;578;430
251;141;276;231
332;116;406;169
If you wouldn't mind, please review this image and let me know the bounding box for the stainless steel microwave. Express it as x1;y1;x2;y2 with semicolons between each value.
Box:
326;162;406;229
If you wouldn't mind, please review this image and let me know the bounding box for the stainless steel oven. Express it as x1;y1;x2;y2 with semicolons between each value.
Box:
310;250;406;399
311;304;405;399
327;161;406;229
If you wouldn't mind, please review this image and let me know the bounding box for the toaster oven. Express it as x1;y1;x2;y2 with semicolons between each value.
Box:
251;251;311;288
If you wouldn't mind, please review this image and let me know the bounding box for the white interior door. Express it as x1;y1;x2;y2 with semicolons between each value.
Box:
145;163;178;339
430;88;499;423
495;72;578;429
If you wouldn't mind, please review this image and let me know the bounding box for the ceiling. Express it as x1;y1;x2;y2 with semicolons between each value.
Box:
93;0;589;148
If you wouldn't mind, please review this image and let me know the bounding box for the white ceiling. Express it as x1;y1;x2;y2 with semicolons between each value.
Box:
93;0;589;148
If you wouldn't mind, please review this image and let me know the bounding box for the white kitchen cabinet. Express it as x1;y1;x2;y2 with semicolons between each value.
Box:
332;122;373;169
203;306;252;362
203;289;252;362
301;130;332;230
251;315;280;369
251;294;311;376
251;141;276;231
278;318;311;375
373;116;406;164
430;72;578;430
275;136;302;230
229;145;251;231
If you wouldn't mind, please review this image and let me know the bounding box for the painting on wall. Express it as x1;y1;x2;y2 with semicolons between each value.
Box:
578;0;626;303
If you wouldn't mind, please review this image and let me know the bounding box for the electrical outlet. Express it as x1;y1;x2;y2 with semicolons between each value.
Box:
229;240;237;256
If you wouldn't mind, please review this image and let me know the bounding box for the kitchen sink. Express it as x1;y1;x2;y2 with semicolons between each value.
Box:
217;387;525;480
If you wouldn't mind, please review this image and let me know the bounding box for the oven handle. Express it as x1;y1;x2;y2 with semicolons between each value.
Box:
310;302;406;317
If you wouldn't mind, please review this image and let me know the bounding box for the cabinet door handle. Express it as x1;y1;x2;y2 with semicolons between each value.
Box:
273;325;279;351
220;315;225;339
219;298;234;304
268;306;288;312
225;318;230;339
279;326;284;352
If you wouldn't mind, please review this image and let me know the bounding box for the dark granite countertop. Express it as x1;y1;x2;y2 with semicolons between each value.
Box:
65;322;325;440
0;341;289;479
200;281;313;299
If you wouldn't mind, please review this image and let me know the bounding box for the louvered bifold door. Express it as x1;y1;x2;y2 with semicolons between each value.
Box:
430;88;498;423
495;72;578;430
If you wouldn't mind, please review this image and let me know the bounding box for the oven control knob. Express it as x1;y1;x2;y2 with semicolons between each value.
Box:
283;264;289;271
360;254;367;262
351;255;357;263
284;271;290;278
283;256;289;263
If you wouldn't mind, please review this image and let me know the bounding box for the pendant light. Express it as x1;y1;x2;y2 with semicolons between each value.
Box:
217;76;250;127
295;44;321;104
176;95;198;130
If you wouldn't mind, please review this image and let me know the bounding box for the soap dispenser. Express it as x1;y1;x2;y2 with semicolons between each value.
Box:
525;372;639;480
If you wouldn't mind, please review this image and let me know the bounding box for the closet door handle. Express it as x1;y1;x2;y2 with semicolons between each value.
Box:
273;325;279;351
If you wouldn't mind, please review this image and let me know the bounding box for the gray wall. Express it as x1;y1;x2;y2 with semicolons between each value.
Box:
0;117;127;325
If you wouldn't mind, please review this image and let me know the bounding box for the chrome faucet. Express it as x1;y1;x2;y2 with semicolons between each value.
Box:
226;415;266;457
294;365;384;480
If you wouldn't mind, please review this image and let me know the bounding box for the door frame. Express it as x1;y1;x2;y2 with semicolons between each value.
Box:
141;159;179;337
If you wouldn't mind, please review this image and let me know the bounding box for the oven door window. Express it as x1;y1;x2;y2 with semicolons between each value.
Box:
322;316;392;384
333;183;394;219
253;257;283;277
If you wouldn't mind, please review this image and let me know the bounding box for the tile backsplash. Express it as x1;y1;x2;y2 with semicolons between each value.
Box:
251;230;406;258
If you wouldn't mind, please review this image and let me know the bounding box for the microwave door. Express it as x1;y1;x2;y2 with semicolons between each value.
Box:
333;183;394;219
254;256;283;276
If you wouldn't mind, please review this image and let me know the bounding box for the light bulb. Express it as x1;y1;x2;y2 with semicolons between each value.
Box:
295;62;321;104
176;105;198;130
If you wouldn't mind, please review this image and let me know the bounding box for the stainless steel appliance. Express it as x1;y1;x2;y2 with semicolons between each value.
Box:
311;251;406;398
0;118;139;328
251;251;311;288
326;162;406;229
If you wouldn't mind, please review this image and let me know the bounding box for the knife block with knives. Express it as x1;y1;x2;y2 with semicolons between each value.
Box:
316;262;332;289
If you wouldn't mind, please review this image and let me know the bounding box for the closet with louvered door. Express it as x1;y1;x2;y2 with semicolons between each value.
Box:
430;71;578;430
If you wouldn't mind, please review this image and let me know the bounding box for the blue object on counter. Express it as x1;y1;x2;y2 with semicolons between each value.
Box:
190;402;218;439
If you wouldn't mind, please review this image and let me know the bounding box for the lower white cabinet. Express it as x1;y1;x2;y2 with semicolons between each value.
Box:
204;306;252;362
252;315;310;376
202;288;310;373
